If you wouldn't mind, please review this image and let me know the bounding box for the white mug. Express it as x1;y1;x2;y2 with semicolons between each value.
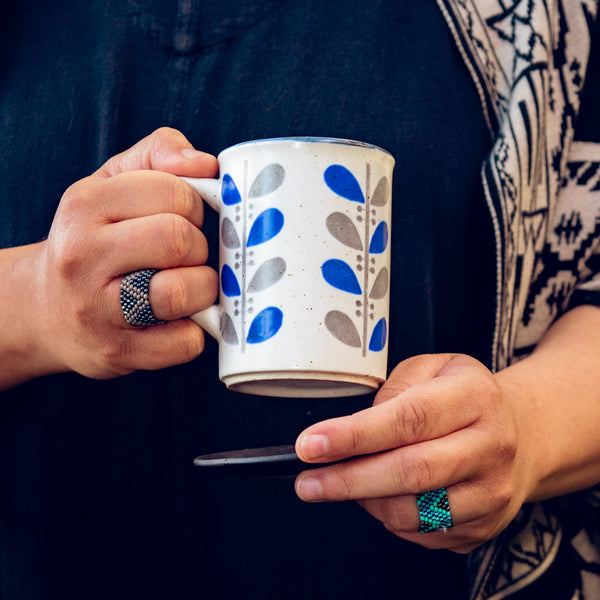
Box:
185;137;394;398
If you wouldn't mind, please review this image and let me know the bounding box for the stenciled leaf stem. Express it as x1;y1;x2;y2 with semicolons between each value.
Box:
323;162;390;356
360;163;371;356
220;161;286;351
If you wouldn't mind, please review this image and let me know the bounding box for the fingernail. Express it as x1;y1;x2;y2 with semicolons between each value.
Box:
300;434;329;460
296;477;323;501
181;148;207;159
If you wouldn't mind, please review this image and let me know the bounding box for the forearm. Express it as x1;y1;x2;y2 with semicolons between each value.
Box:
0;242;64;390
496;304;600;502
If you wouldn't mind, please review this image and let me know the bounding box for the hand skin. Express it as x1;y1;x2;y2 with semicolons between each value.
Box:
0;127;219;390
295;304;600;554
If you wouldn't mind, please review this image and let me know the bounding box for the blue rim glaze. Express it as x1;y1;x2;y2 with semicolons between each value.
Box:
220;137;394;158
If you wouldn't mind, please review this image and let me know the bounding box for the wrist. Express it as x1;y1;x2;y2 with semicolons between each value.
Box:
494;363;550;503
495;307;600;502
0;242;66;389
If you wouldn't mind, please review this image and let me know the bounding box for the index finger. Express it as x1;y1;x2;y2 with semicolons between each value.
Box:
295;372;484;463
93;127;218;179
65;170;207;229
99;170;207;227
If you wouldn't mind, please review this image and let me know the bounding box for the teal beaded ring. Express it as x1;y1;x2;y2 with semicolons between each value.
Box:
416;487;452;533
120;269;165;327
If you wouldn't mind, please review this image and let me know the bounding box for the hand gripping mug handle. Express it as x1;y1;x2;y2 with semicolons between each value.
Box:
181;176;223;342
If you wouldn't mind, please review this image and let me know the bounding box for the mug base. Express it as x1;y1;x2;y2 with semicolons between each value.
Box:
222;371;382;398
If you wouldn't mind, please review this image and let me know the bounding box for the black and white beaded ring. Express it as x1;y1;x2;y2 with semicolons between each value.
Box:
120;269;165;327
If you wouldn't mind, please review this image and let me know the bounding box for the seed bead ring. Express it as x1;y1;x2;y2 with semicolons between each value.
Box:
416;487;452;533
120;269;165;327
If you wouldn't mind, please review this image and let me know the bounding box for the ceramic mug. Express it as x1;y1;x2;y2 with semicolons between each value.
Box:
184;137;394;398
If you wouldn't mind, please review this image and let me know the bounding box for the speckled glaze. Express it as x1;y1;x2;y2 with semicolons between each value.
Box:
185;138;394;398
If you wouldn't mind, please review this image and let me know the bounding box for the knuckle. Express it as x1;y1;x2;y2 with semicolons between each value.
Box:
52;180;105;277
375;377;413;404
154;125;177;138
59;179;89;212
485;423;518;471
203;268;219;304
150;127;181;164
348;419;372;456
377;499;397;525
153;126;179;145
53;238;84;277
395;450;433;493
52;232;93;279
456;507;509;549
349;422;363;455
71;293;98;329
379;499;410;532
397;399;428;443
491;478;515;512
161;214;194;264
165;173;195;217
497;432;518;464
177;325;205;362
58;176;103;218
95;333;135;373
468;522;498;547
164;274;189;317
102;337;129;366
333;466;360;500
452;523;485;549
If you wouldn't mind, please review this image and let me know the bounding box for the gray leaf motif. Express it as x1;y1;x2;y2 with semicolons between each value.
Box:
220;313;239;345
221;217;241;249
369;267;389;299
325;310;361;348
326;212;363;250
248;163;285;198
247;257;286;293
371;176;389;207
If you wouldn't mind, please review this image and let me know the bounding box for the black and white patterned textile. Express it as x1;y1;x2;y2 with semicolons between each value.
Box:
435;1;600;598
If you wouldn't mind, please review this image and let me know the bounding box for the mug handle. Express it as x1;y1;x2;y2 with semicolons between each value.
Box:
181;176;223;341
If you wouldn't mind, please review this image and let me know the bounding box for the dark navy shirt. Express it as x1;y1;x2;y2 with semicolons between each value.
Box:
0;2;497;598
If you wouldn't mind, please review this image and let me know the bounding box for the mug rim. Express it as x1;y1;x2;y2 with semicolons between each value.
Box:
220;136;394;158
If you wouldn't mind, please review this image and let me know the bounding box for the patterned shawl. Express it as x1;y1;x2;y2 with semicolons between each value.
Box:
436;1;600;598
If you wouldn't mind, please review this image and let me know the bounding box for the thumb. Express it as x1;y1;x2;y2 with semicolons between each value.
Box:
94;127;218;179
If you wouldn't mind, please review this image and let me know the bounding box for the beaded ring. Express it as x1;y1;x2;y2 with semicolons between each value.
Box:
120;269;165;327
416;487;452;533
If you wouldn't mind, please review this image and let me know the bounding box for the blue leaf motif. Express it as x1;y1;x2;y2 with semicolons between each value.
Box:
324;165;365;203
221;264;241;297
369;318;387;352
222;174;242;206
369;221;389;254
322;259;362;295
247;208;284;247
247;306;283;344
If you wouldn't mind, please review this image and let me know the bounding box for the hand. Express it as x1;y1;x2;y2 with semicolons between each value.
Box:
22;127;219;380
294;354;535;553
